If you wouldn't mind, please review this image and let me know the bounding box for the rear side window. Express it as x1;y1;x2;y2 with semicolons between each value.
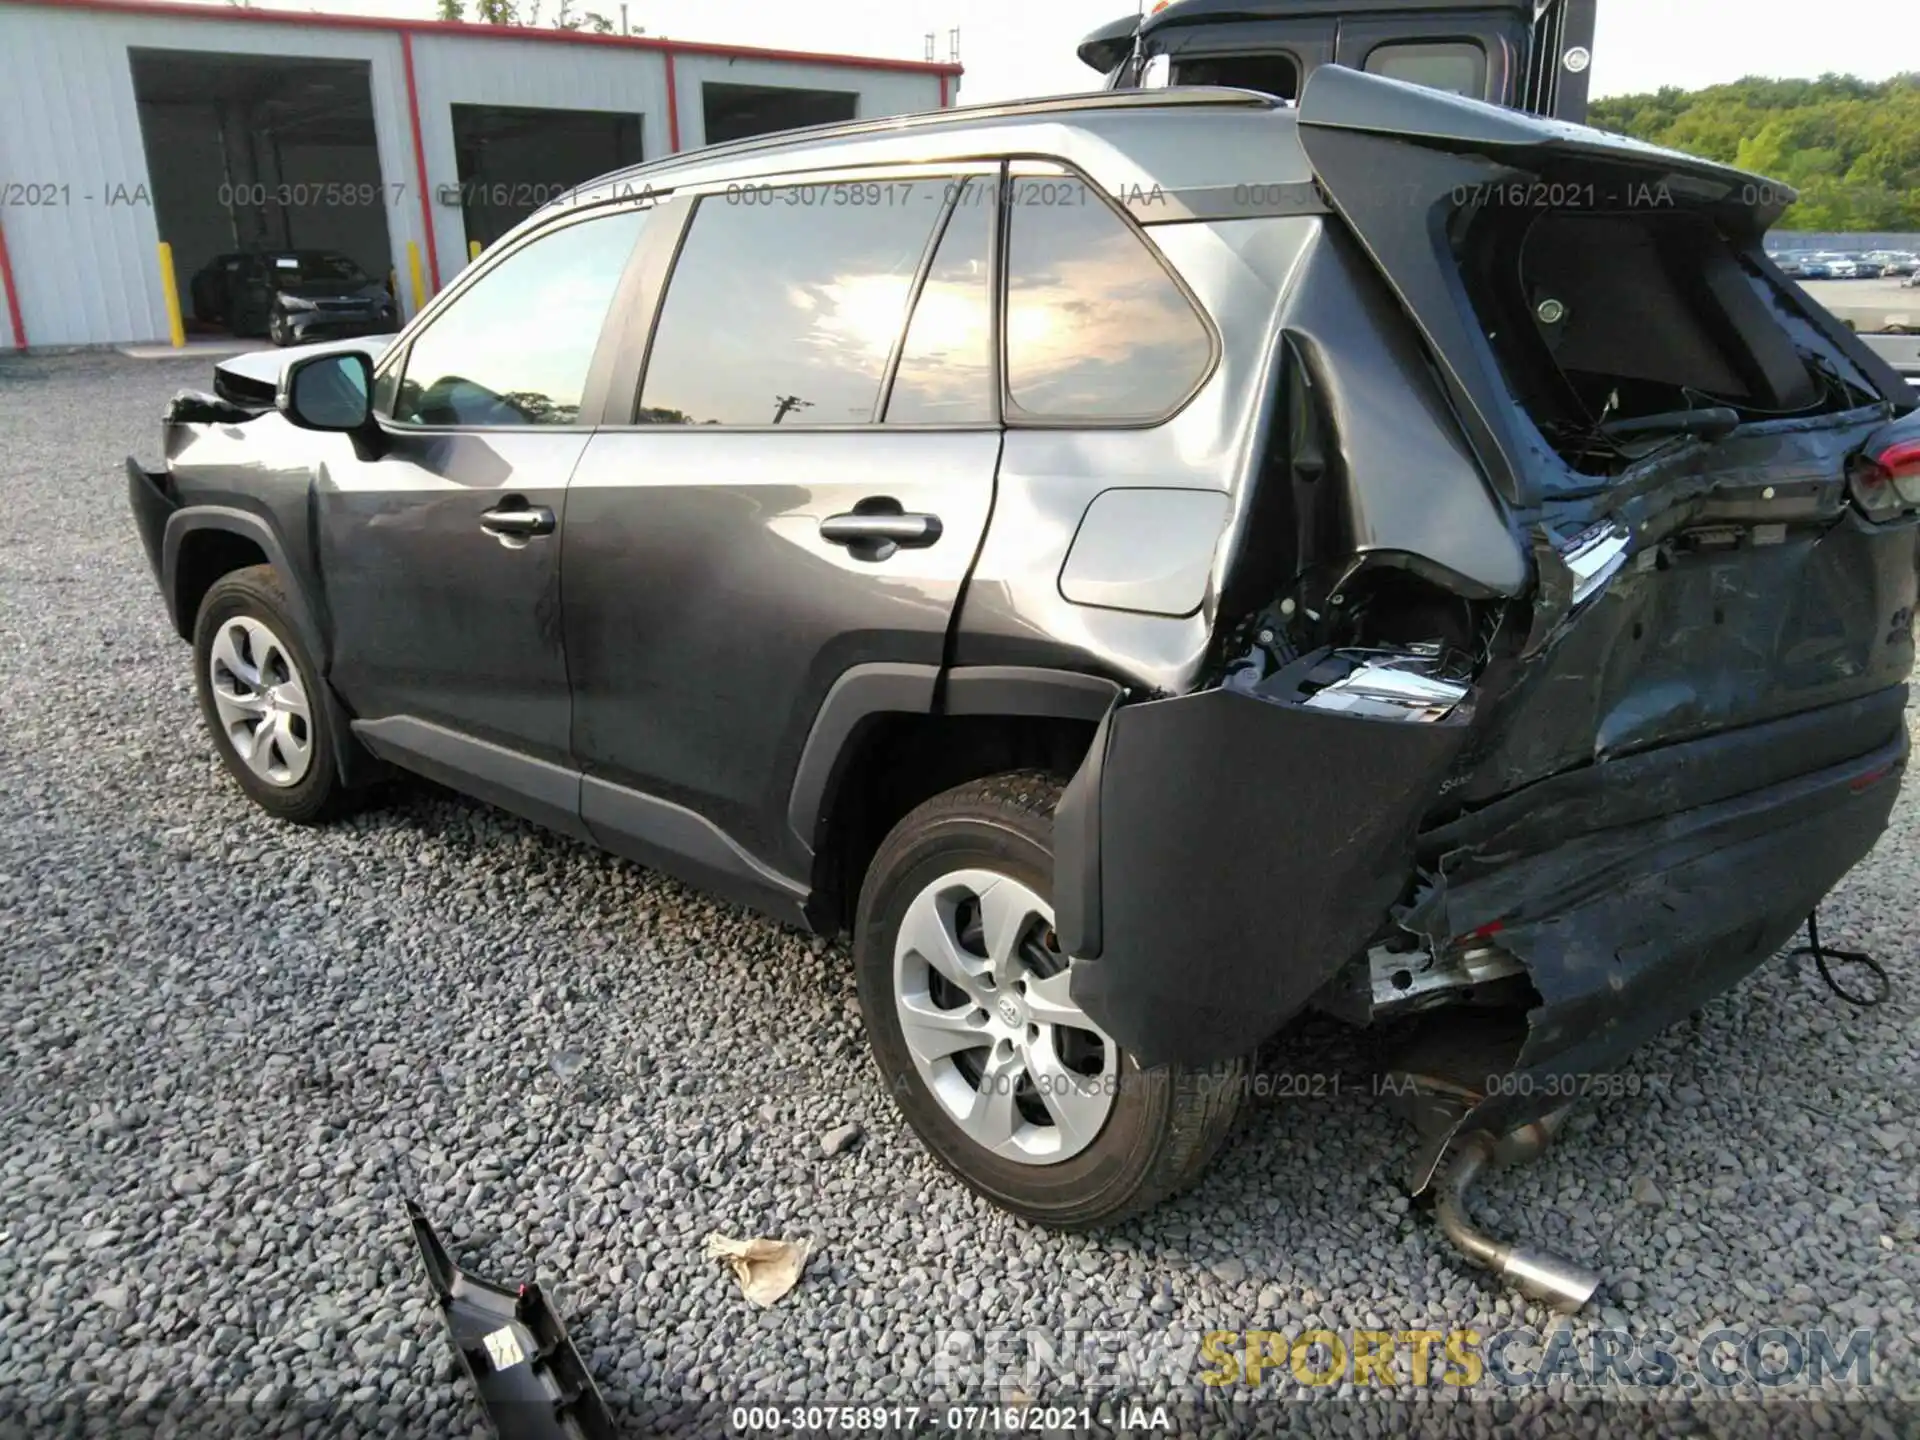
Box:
885;178;996;425
1171;53;1301;101
1003;177;1213;421
1364;40;1487;99
394;207;649;427
639;183;948;426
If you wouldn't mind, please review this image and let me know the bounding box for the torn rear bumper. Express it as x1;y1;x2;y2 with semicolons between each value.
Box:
1059;683;1907;1079
1404;686;1907;1140
1058;686;1471;1068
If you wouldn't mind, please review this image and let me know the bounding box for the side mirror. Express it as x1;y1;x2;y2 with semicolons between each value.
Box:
279;351;374;432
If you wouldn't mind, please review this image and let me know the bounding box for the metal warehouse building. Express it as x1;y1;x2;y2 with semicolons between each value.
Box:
0;0;961;349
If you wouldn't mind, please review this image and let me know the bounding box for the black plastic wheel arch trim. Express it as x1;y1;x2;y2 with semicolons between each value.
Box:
785;662;1126;861
159;505;328;662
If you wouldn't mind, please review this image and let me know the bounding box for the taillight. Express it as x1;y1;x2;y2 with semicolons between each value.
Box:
1850;438;1920;520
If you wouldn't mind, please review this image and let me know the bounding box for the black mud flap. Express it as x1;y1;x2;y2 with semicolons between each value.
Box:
407;1199;615;1440
1062;687;1469;1069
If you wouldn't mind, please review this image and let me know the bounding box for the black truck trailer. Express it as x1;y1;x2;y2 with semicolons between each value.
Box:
1080;0;1598;123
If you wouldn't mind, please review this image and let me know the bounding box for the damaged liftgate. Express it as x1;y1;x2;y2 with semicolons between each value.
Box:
1053;68;1917;1312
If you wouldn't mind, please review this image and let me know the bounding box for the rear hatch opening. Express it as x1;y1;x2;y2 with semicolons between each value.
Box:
1295;64;1914;513
1451;181;1886;478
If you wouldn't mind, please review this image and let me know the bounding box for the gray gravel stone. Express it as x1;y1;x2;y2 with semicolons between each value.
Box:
2;352;1917;1434
821;1122;864;1157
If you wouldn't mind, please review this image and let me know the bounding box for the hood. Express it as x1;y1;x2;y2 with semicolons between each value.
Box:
213;334;395;410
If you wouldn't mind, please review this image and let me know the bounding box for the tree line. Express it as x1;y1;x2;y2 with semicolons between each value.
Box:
1590;74;1920;232
435;1;629;34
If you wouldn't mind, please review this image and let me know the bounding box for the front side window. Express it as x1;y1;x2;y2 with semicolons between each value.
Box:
393;206;649;427
1003;177;1213;422
639;181;948;426
1364;41;1488;99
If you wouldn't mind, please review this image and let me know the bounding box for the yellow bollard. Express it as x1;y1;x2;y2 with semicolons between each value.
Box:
468;239;481;263
156;242;185;348
407;240;427;317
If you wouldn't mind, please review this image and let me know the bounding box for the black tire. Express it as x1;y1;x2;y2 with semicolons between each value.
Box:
854;771;1246;1230
192;565;348;824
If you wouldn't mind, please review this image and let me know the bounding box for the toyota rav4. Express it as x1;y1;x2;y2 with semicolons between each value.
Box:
128;70;1919;1307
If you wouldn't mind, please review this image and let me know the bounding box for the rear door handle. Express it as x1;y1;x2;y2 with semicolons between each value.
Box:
480;500;555;542
819;511;943;548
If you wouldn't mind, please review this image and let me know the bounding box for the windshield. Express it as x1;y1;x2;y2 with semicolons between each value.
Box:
267;252;371;287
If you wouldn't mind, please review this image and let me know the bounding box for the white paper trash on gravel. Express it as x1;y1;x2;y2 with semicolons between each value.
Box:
704;1233;811;1306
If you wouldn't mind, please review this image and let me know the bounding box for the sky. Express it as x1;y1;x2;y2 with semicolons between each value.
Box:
190;0;1917;103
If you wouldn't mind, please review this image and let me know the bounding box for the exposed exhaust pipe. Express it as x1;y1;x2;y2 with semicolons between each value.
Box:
1432;1109;1602;1313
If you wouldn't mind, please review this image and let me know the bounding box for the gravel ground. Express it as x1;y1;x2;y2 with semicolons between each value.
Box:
1;350;1916;1438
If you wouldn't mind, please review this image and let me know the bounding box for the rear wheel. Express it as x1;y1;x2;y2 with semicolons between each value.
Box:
854;771;1246;1229
192;565;347;824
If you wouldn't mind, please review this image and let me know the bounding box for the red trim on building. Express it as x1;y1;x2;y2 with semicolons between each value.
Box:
938;74;948;107
0;214;26;351
15;0;963;78
664;50;682;153
399;32;442;295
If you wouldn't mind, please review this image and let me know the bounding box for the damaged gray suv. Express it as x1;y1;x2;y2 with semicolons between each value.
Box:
130;69;1919;1307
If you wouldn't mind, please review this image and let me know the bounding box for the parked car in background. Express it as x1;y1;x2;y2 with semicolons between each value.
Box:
1775;253;1809;277
1798;256;1835;279
220;251;399;346
1870;251;1918;277
1849;255;1886;279
1817;254;1862;278
125;73;1919;1311
188;251;251;325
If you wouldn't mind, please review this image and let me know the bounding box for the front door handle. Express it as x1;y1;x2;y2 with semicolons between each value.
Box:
819;508;943;558
480;499;556;544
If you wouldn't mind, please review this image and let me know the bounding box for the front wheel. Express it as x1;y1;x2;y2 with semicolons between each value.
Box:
192;565;348;824
854;771;1246;1229
267;311;291;346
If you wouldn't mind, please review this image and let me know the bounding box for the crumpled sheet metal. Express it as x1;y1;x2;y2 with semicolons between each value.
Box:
704;1233;811;1307
1395;717;1906;1177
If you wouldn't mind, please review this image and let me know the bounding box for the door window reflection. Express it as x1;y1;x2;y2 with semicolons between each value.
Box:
885;178;995;425
639;183;949;426
1004;178;1213;421
395;206;649;427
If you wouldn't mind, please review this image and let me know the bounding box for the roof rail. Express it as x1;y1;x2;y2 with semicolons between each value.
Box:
588;86;1282;193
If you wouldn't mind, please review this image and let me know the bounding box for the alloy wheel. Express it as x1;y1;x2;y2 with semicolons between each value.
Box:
206;616;314;787
892;868;1118;1164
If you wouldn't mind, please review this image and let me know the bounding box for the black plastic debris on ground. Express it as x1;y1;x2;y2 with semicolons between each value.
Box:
407;1198;616;1440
